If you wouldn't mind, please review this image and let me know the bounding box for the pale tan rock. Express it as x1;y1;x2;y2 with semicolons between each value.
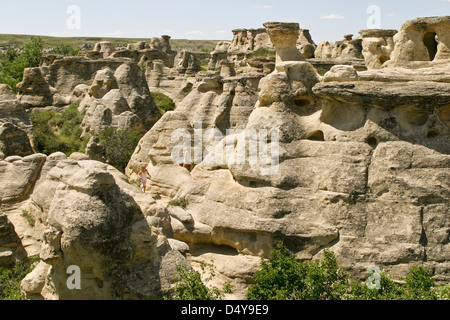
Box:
20;158;189;300
360;29;397;69
93;41;116;58
388;16;450;67
263;22;305;65
323;65;359;82
0;154;47;203
0;84;16;100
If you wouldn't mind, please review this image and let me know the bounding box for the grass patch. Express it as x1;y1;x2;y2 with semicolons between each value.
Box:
30;101;89;156
246;47;276;60
20;210;35;228
151;92;177;115
167;197;189;209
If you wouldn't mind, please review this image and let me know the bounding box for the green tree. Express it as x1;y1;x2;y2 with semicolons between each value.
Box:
0;37;43;92
53;44;80;56
247;243;351;300
98;127;144;173
404;266;437;300
165;262;233;300
247;243;308;300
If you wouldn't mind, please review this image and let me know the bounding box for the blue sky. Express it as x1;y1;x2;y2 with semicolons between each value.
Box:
0;0;449;42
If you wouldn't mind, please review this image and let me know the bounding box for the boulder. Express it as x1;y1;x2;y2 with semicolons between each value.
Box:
19;158;189;300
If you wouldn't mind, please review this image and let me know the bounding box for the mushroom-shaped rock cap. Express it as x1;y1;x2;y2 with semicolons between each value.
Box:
263;22;300;47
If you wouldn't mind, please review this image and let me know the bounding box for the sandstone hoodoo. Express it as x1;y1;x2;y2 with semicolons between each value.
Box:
0;14;448;301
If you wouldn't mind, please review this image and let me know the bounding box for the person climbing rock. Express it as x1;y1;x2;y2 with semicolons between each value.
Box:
138;165;151;193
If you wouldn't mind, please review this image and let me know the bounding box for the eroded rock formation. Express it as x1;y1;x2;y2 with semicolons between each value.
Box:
0;16;448;300
126;18;450;297
0;152;189;300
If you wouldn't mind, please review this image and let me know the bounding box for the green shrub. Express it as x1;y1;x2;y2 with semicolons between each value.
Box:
167;197;189;209
30;101;88;156
21;210;35;228
164;262;233;300
247;243;349;300
151;92;176;115
0;37;43;92
247;243;449;300
98;127;143;173
0;256;40;300
403;266;437;300
347;271;405;300
246;242;308;300
52;44;80;56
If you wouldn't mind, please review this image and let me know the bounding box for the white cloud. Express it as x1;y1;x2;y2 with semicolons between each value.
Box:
255;5;274;9
386;13;396;17
320;13;345;20
442;0;450;2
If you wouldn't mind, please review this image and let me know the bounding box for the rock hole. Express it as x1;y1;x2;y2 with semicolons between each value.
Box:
294;98;310;107
423;32;438;61
366;137;378;149
307;130;325;141
427;130;439;139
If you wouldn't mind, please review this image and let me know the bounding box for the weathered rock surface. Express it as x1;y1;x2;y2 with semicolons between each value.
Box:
0;209;24;266
80;62;160;135
126;19;450;291
360;29;397;69
0;153;191;300
388;16;450;68
0;16;448;300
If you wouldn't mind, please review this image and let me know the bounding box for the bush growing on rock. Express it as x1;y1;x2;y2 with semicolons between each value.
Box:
246;243;350;300
164;262;233;300
0;37;43;92
98;127;144;173
0;256;40;300
151;92;177;115
247;243;450;300
30;101;88;156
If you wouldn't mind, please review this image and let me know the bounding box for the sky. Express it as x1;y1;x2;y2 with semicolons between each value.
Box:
0;0;449;43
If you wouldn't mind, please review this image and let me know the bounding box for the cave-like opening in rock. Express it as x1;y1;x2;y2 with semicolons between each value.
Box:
423;32;438;61
307;130;325;141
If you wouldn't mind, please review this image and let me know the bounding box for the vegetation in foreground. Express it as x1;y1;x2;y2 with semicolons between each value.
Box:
164;262;233;300
165;243;450;301
0;256;40;300
247;243;450;300
0;37;43;92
